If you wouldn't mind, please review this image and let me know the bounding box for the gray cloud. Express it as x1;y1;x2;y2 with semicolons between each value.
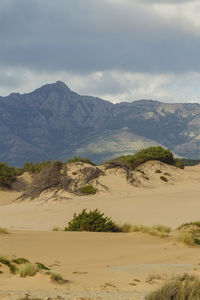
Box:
0;0;200;75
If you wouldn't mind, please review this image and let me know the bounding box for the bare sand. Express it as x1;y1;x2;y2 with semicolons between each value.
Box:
1;162;200;299
1;230;200;299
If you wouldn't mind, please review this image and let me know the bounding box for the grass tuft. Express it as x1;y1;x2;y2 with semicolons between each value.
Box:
145;273;200;300
18;263;37;277
122;224;171;237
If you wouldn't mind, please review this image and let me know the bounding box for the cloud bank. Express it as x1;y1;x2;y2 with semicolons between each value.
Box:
0;0;200;102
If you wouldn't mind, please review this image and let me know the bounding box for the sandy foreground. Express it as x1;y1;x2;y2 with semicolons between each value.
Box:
1;161;200;299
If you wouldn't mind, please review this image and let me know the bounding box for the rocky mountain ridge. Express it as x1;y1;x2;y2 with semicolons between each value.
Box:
1;81;200;166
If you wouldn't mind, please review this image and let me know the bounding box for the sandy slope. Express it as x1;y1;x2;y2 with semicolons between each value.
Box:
1;230;200;299
1;162;200;299
0;162;200;230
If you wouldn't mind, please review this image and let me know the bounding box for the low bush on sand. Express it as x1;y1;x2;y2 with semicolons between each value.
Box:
160;176;168;182
79;185;97;195
145;273;200;300
65;209;121;232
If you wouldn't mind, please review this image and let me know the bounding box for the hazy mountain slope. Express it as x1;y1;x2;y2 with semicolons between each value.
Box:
1;81;200;166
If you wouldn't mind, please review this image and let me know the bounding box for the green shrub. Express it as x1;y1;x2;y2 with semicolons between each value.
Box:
65;209;121;232
79;185;97;195
145;274;200;300
108;146;174;170
155;169;161;173
160;176;168;182
67;156;95;166
0;162;20;188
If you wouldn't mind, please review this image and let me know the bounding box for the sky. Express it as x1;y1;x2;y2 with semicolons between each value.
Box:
1;0;200;103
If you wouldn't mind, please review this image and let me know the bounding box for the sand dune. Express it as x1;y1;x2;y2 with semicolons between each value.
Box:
1;161;200;299
0;161;200;230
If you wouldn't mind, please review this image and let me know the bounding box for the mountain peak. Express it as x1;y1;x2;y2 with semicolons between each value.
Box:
34;81;71;95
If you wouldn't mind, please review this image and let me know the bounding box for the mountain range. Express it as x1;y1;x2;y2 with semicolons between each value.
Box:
1;81;200;166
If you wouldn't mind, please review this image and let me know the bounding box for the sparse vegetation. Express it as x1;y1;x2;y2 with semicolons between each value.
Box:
122;224;171;237
65;209;121;232
67;156;95;166
23;160;51;174
79;185;97;195
145;273;200;300
160;176;168;182
21;161;69;199
155;169;161;173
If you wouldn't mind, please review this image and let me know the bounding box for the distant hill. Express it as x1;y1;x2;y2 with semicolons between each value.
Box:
1;81;200;166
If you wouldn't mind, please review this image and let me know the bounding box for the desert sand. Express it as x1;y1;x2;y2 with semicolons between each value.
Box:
1;161;200;299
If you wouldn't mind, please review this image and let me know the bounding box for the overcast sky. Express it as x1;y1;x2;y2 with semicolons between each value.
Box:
1;0;200;102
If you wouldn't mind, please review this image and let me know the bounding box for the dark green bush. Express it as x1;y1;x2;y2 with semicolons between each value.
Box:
79;185;97;195
0;162;22;188
65;209;121;232
12;258;30;264
108;147;174;170
160;176;168;182
155;169;161;173
67;156;95;166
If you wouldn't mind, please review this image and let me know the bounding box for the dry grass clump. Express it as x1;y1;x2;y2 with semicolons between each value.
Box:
0;227;8;234
176;222;200;246
122;223;171;237
18;263;37;277
145;273;200;300
177;232;195;246
0;254;67;283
